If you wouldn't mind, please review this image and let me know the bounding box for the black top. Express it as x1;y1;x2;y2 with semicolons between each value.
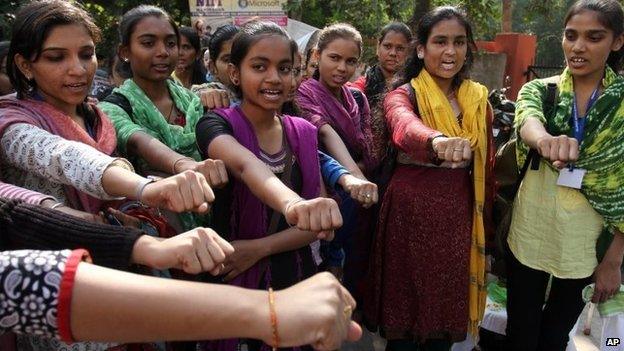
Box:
195;112;234;159
195;112;316;290
0;198;141;270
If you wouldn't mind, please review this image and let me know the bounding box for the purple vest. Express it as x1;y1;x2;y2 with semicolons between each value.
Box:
207;106;319;351
214;106;320;286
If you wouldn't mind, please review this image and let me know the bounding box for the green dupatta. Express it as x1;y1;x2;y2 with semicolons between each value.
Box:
99;78;203;161
515;67;624;233
99;79;206;231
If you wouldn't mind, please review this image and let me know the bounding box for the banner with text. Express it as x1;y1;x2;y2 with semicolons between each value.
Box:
190;0;288;34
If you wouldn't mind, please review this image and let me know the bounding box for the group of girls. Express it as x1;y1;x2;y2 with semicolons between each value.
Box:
0;1;355;351
0;1;623;351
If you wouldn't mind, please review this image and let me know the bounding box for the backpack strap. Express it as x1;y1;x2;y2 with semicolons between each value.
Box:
526;76;559;171
102;92;133;118
542;75;560;129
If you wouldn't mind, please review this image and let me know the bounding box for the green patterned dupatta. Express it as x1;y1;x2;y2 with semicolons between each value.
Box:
102;78;203;160
515;67;624;233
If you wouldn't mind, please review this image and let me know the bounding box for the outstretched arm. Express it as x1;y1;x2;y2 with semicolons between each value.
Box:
207;134;342;231
70;266;361;350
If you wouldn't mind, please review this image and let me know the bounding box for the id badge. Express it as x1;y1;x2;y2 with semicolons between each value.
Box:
557;168;586;189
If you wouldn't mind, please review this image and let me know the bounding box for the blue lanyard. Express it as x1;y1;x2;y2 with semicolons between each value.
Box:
571;87;600;145
568;87;600;170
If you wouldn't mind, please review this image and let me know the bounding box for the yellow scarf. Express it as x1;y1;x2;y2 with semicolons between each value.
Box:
410;70;488;337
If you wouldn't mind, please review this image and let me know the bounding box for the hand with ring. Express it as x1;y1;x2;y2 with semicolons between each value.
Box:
337;174;378;208
431;136;473;166
270;272;361;350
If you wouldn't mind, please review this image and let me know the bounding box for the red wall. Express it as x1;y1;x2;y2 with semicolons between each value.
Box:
476;33;537;100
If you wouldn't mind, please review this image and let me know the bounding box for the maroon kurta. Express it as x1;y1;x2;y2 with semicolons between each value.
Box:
364;84;494;342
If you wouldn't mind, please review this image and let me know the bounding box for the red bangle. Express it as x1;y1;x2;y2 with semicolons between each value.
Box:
268;287;279;350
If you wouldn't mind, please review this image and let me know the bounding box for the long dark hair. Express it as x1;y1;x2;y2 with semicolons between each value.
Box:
179;26;207;85
208;24;239;63
117;5;179;78
366;22;413;106
393;6;476;90
378;22;413;45
564;0;624;72
7;0;101;98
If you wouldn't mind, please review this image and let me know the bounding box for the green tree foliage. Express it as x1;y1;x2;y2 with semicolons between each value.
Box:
4;0;623;71
287;0;501;65
0;0;190;62
512;0;571;67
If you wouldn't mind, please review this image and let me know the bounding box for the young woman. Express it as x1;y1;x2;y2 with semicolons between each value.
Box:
97;6;231;230
506;1;624;350
98;6;225;186
0;1;216;350
296;23;378;295
195;21;337;351
0;1;213;217
297;23;377;178
192;24;241;108
286;48;378;203
350;22;412;108
349;22;412;174
172;26;207;89
193;33;377;219
100;10;340;234
365;7;494;350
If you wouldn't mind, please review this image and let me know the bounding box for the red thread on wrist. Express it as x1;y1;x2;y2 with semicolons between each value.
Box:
268;287;279;350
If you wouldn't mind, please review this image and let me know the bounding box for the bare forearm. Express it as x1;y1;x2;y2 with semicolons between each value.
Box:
519;117;551;149
258;227;319;257
210;136;300;214
128;131;186;175
71;262;270;342
603;230;624;267
238;160;301;214
100;166;146;199
319;125;364;178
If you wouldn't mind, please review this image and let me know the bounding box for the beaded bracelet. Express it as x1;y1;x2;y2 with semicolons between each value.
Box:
268;287;279;350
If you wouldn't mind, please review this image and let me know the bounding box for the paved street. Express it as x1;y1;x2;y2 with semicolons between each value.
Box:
340;303;603;351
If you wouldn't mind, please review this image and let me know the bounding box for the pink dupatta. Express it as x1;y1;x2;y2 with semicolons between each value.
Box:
0;95;118;213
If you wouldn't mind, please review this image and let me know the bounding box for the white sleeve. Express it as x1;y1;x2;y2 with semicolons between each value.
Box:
1;123;132;200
